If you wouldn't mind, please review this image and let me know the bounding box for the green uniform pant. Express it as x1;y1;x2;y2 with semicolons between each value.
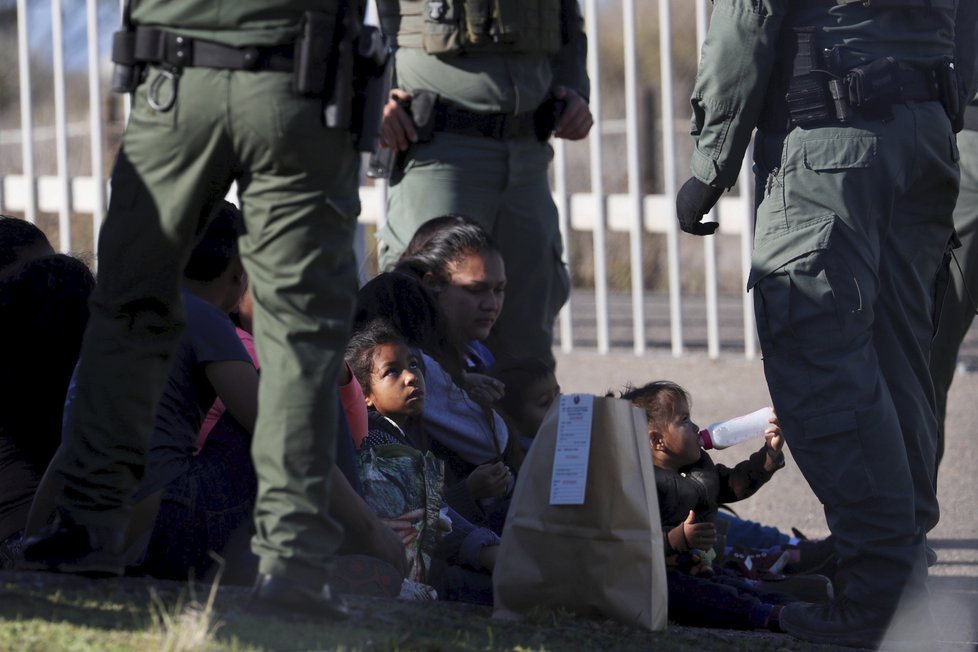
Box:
55;67;359;585
750;102;958;609
930;128;978;469
377;132;570;366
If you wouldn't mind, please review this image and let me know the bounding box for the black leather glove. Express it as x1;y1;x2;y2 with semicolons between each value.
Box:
676;177;723;236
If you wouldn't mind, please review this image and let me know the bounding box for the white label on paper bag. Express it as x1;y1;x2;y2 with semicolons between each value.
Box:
549;394;594;505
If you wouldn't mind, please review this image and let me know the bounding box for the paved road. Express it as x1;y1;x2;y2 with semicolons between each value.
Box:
552;347;978;649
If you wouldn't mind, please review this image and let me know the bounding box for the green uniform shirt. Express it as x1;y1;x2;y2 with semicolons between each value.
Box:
688;0;975;189
388;0;589;114
130;0;347;47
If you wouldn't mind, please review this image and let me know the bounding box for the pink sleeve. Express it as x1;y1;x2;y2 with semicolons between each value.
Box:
339;361;368;448
196;328;259;454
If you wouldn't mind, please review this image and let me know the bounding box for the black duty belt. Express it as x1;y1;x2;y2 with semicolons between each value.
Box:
760;63;945;132
131;27;294;72
433;103;538;140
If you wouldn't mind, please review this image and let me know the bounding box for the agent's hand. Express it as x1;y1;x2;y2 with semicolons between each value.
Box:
668;510;716;552
676;177;722;235
465;461;511;500
380;89;416;151
553;86;593;141
463;372;505;406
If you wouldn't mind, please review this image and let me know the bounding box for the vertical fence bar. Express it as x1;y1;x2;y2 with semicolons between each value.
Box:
659;0;682;356
87;0;106;248
554;138;575;353
740;147;757;358
51;0;72;252
584;0;609;353
623;0;645;355
696;0;720;358
16;0;37;224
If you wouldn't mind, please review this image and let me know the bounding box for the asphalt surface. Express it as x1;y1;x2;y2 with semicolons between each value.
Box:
555;295;978;652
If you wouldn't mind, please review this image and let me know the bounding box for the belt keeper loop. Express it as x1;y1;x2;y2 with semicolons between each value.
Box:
172;34;189;68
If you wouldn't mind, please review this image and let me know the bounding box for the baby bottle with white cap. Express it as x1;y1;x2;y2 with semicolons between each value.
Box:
698;407;775;450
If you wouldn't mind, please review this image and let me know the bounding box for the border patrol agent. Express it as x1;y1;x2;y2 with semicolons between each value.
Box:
931;94;978;474
22;0;375;619
675;1;977;646
372;0;593;368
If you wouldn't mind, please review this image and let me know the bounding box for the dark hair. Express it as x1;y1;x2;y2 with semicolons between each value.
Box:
400;214;471;260
183;201;242;282
354;272;464;383
393;215;500;289
489;357;556;422
345;318;409;395
0;214;52;272
620;380;691;429
0;253;95;465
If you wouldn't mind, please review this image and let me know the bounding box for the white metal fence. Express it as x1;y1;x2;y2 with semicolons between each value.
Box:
0;0;758;359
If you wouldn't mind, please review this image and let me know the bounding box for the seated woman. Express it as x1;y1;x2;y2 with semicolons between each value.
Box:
393;216;519;532
0;253;94;568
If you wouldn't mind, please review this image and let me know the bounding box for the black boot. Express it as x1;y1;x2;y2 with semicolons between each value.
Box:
250;573;350;621
780;594;936;649
20;509;124;577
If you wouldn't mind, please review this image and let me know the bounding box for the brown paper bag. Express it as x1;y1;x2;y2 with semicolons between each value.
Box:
492;395;668;631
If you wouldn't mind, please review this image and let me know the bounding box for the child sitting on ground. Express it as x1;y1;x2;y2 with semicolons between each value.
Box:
488;357;560;453
346;320;501;605
623;380;796;632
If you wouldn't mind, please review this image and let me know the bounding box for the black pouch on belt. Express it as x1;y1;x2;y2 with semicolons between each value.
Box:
785;27;833;128
410;90;440;142
934;58;962;131
294;11;338;97
844;57;900;109
533;96;567;142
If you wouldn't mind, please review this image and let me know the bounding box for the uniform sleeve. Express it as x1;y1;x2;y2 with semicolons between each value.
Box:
550;0;590;101
688;0;787;189
715;445;778;504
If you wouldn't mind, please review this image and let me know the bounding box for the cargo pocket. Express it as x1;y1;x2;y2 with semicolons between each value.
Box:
790;409;876;505
749;214;874;356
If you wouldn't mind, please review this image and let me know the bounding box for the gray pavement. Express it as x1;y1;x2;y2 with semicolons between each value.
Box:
552;343;978;649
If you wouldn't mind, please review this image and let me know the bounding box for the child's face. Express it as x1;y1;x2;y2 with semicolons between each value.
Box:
514;374;560;437
435;250;506;343
650;395;702;471
364;342;426;425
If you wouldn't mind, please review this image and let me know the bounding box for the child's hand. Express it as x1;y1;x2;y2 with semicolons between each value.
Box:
764;408;784;453
463;372;505;406
381;508;424;545
668;510;717;552
466;460;511;499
